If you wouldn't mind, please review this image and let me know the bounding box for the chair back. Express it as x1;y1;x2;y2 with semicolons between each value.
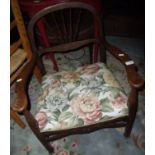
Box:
10;0;33;84
28;2;104;59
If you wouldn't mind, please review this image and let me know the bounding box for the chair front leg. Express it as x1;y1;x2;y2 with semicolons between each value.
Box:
124;87;138;137
23;109;54;153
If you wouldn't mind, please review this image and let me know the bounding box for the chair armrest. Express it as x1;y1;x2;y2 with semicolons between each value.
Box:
11;54;36;113
103;38;144;90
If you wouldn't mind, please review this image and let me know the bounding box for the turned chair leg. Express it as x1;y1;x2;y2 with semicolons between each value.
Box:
124;88;138;137
10;107;26;128
24;110;54;153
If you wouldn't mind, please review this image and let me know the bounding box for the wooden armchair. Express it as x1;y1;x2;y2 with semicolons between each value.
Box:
11;0;144;153
10;0;44;128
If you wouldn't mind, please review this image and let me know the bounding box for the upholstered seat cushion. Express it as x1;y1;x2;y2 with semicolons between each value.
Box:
35;63;128;132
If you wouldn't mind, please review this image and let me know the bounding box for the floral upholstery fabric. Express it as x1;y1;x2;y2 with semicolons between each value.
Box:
35;63;128;132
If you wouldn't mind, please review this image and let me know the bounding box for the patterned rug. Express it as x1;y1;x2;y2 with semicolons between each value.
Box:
10;36;145;155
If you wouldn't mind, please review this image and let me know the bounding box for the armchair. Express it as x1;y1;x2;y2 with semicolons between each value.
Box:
11;0;144;153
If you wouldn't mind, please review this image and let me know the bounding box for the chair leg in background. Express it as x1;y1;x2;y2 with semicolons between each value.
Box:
10;108;26;129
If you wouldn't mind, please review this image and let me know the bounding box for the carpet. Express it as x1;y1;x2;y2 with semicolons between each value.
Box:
10;36;145;155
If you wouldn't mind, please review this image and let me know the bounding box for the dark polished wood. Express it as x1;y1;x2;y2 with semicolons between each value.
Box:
11;1;144;153
38;39;99;54
102;39;144;90
28;2;104;66
124;87;138;137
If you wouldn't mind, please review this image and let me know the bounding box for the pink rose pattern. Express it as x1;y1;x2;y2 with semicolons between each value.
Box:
36;63;128;132
80;63;100;75
35;112;48;129
20;144;31;154
132;132;145;152
108;92;128;109
71;95;102;124
52;138;80;155
51;79;61;88
54;149;70;155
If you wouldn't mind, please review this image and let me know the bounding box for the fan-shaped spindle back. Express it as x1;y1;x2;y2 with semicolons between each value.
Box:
28;2;103;54
47;8;83;43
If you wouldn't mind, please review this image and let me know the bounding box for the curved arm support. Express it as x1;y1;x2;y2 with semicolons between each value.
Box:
102;38;144;90
11;54;36;113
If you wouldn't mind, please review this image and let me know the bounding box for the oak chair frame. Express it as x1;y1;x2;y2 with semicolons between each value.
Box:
11;1;144;153
10;0;44;128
